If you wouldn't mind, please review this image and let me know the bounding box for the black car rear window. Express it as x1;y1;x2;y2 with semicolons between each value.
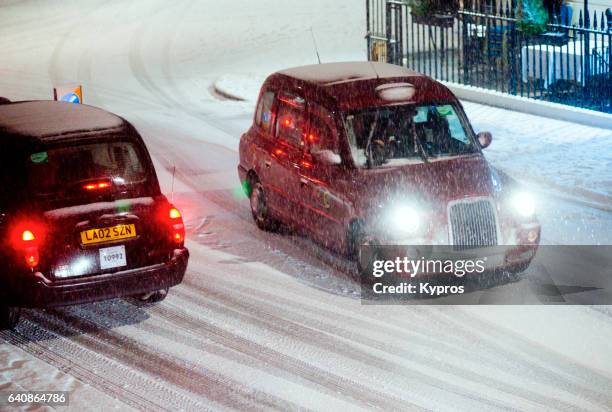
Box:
26;139;152;203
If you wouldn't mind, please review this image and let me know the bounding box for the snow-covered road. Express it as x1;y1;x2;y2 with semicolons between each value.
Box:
1;0;612;410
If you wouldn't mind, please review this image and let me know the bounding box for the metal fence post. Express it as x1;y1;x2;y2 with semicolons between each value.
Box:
366;0;371;60
509;22;516;95
607;9;612;112
386;1;393;64
461;11;469;84
584;7;591;89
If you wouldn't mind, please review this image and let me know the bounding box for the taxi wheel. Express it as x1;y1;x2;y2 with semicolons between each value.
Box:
348;222;380;284
356;238;381;283
249;180;278;231
137;288;169;304
0;305;21;330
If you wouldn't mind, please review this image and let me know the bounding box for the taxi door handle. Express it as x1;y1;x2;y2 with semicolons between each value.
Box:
264;160;272;168
300;178;309;187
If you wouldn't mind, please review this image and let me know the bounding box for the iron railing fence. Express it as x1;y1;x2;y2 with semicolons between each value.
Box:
366;0;612;114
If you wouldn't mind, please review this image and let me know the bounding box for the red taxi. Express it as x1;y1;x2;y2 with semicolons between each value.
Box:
238;62;540;274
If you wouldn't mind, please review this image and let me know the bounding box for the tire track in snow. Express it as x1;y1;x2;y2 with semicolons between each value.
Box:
1;320;165;412
166;283;519;410
202;275;612;410
72;299;372;411
16;307;302;411
141;296;428;411
176;278;604;411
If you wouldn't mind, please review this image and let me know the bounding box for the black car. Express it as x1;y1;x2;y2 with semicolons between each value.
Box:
0;101;189;329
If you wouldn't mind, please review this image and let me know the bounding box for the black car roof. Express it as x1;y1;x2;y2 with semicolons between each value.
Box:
0;101;126;142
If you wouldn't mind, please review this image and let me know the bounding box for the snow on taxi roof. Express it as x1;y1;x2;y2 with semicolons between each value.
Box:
0;100;125;139
277;61;421;86
274;62;454;111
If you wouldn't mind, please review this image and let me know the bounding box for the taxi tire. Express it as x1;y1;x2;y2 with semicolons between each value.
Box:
249;179;279;231
357;238;382;285
0;305;21;330
137;288;169;304
348;222;380;285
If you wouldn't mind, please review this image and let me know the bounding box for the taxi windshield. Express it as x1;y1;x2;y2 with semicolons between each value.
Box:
342;103;479;168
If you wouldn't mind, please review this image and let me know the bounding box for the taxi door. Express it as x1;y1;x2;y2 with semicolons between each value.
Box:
298;105;347;250
249;88;286;213
266;92;308;225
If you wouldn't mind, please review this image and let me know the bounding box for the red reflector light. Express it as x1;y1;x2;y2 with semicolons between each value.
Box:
25;248;39;268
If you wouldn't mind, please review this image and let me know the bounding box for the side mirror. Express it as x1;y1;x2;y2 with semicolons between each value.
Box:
313;149;342;166
477;131;492;149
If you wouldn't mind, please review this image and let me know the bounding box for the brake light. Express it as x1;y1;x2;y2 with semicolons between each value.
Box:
22;230;35;242
169;208;181;219
83;181;111;191
280;116;293;128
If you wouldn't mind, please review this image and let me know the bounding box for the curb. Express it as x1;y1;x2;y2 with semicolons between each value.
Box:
443;81;612;131
210;84;245;102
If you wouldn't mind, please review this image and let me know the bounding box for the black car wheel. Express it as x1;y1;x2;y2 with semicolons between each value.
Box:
137;288;169;304
0;305;21;330
249;179;278;231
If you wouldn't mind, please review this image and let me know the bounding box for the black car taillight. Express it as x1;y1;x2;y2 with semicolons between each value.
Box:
160;205;185;246
10;220;46;270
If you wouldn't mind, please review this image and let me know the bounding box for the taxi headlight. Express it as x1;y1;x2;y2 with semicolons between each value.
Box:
511;192;536;218
386;205;422;236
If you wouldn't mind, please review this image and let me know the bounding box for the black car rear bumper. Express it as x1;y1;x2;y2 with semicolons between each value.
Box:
8;248;189;308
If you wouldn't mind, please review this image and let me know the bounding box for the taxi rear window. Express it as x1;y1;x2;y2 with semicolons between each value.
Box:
27;139;151;202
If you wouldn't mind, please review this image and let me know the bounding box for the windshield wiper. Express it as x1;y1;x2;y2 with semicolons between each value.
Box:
412;122;429;164
364;113;380;169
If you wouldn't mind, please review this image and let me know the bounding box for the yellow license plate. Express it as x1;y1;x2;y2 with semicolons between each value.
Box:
80;224;137;245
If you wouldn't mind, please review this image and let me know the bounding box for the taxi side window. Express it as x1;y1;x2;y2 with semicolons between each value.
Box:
308;107;338;154
255;91;275;134
275;95;306;148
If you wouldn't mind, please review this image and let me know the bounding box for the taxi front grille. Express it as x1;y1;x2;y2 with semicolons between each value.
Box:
449;199;498;250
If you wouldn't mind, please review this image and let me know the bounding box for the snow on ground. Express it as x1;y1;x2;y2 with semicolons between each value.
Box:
1;344;132;411
464;102;612;201
1;0;612;410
